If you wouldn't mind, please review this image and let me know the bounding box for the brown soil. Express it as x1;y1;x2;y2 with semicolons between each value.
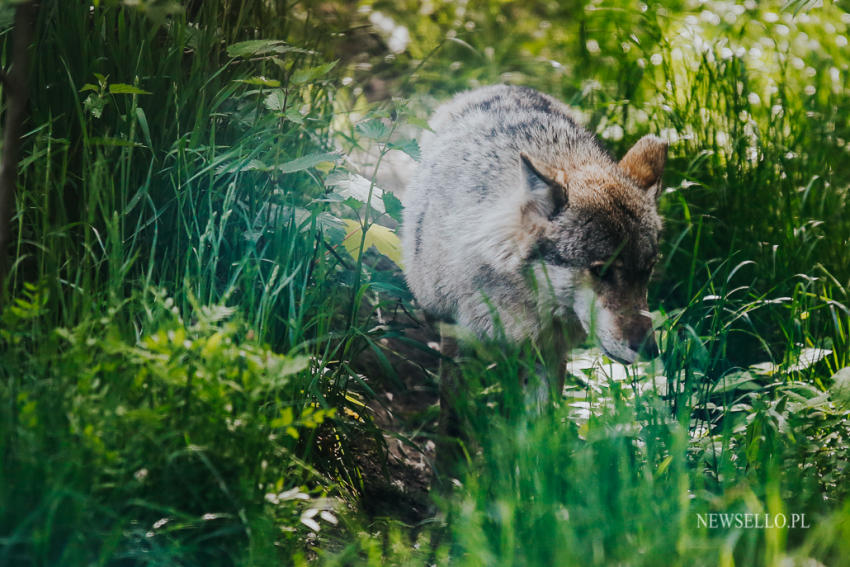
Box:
351;320;442;524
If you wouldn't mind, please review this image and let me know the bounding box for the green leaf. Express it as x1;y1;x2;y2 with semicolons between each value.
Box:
341;219;403;268
279;355;310;376
274;151;340;174
284;107;304;124
271;407;295;428
135;108;153;149
389;138;421;161
263;89;287;111
655;455;674;478
356;119;390;141
227;39;287;58
108;83;152;95
242;159;270;172
342;197;363;212
290;60;338;84
84;94;106;119
711;371;760;394
406;116;433;131
830;367;850;406
238;76;282;87
80;83;99;93
382;191;403;222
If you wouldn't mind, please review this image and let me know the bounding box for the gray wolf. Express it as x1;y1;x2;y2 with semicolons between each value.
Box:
401;85;665;453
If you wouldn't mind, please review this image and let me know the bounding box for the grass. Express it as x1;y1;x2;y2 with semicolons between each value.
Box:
1;0;850;565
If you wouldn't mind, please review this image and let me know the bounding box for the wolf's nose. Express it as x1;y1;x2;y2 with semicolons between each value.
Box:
630;335;659;359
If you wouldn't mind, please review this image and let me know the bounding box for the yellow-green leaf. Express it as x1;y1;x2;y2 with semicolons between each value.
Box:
272;407;294;428
200;331;224;359
238;76;282;88
109;83;152;95
655;455;674;478
341;219;403;268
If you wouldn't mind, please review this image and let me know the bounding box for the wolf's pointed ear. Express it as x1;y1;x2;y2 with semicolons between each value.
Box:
520;152;568;218
619;135;667;200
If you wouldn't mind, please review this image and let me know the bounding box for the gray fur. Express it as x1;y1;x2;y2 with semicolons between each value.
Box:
402;85;666;367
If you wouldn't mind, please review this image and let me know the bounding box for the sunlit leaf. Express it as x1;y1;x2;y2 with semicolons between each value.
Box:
830;367;850;407
227;39;288;58
290;60;338;84
382;191;403;222
405;116;433;131
278;355;310;376
84;94;106;119
263;89;286;111
787;348;831;373
355;119;390;141
108;83;152;95
711;371;759;394
388;138;421;161
341;219;403;268
274;151;340;174
239;76;282;87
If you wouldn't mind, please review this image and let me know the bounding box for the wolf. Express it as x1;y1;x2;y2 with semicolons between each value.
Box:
401;84;665;441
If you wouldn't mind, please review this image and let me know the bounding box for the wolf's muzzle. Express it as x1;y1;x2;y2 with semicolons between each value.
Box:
630;333;659;360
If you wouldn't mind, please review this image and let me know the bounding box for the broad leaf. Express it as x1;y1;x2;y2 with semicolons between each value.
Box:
275;152;340;174
328;172;384;212
830;367;850;406
341;219;403;268
389;138;421;161
291;61;338;84
711;371;759;394
227;39;287;58
108;83;152;95
239;76;282;88
264;89;287;111
356;119;390;141
406;116;433;132
382;191;403;222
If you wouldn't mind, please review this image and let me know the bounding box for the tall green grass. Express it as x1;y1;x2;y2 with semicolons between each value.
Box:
1;1;381;564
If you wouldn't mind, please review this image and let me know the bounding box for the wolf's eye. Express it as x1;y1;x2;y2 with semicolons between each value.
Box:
589;261;614;281
644;255;659;275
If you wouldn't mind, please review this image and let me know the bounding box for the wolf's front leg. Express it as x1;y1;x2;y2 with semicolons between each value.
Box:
526;318;570;408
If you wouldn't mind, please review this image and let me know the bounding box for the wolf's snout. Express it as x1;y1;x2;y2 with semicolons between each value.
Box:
630;334;659;359
628;317;659;360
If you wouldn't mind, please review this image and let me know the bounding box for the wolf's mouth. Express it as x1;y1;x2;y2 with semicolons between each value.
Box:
600;345;638;365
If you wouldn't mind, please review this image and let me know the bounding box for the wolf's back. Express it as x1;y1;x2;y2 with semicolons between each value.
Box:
401;85;601;331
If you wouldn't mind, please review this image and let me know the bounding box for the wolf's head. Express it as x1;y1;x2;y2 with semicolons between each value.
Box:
521;135;667;364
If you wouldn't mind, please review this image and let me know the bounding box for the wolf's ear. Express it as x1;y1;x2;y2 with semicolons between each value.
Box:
520;152;568;218
619;135;667;200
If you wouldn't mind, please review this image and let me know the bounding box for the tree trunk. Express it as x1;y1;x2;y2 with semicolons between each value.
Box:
0;1;38;296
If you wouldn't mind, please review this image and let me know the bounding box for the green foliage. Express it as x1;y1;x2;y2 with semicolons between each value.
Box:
0;290;348;564
2;0;850;565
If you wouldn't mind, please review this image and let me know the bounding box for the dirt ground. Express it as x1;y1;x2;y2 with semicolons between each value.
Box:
352;318;442;524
